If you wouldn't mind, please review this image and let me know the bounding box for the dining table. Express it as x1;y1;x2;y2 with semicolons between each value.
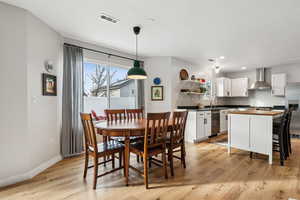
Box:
94;118;173;186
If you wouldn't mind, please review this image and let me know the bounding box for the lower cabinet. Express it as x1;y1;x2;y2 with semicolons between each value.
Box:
185;111;197;143
220;110;228;133
185;111;211;143
229;114;272;155
196;111;211;142
229;114;250;150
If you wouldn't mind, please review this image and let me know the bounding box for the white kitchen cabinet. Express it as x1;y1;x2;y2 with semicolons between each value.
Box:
229;114;250;150
194;111;211;142
196;112;205;140
204;111;211;137
185;111;197;143
216;77;231;97
228;113;274;164
220;110;228;133
271;73;286;96
231;78;249;97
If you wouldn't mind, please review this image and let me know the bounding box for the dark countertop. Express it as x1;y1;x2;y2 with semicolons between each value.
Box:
177;105;250;112
177;105;286;112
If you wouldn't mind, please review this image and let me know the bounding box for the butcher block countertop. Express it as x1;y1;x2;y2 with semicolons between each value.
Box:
228;110;283;116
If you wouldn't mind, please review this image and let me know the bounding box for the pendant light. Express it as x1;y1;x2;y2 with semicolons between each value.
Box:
127;26;147;79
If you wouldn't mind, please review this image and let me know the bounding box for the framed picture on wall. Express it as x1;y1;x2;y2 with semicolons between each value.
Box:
151;86;164;101
42;73;57;96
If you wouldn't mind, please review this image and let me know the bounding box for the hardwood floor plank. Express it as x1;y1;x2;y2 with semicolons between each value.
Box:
1;137;300;200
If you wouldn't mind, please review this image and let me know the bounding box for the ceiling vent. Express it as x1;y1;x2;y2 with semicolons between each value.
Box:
99;13;119;23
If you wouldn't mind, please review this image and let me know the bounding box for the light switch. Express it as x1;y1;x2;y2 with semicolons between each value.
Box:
32;96;37;103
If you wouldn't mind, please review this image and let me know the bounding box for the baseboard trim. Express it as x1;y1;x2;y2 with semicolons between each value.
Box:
0;155;62;188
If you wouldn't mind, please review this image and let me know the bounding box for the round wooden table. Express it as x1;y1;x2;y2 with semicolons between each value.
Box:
94;119;172;186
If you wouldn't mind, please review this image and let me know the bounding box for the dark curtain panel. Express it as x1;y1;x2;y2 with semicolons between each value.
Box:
61;45;84;158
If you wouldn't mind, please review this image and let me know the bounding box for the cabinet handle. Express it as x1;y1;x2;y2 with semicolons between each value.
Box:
271;90;274;95
204;119;207;124
226;115;228;120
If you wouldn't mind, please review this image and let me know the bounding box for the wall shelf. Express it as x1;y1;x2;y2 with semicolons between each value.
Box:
181;80;206;85
180;91;206;95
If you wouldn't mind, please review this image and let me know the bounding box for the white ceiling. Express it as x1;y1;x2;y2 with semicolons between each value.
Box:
2;0;300;71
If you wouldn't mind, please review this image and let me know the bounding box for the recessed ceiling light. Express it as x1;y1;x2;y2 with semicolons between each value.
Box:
219;56;225;59
215;66;221;73
98;13;119;23
241;67;247;70
146;18;155;22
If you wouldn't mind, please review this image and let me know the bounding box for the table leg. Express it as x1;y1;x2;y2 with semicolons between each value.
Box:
269;153;273;165
124;136;130;186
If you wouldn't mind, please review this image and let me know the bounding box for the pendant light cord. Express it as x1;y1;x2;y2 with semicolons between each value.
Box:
136;34;138;60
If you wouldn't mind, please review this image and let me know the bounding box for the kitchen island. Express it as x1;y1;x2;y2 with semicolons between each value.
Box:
227;110;283;164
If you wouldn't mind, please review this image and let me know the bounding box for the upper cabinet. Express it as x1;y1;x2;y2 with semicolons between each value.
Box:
217;77;248;97
216;77;231;97
271;73;286;96
231;78;249;97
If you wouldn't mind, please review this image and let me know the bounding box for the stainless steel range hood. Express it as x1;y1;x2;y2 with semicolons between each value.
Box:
249;68;271;90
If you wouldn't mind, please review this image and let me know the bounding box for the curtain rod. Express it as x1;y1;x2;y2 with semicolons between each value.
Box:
64;43;141;62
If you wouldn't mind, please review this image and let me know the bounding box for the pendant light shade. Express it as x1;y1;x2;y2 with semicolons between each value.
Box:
127;60;147;79
127;26;147;79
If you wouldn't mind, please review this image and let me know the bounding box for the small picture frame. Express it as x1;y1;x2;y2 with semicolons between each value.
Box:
151;86;164;101
42;73;57;96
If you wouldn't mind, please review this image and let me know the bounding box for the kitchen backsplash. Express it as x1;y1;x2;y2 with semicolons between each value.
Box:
221;90;285;107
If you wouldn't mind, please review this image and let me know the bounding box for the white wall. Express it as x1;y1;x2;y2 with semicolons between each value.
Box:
0;2;63;186
144;57;172;112
26;12;63;170
144;57;211;112
0;2;30;181
171;58;202;109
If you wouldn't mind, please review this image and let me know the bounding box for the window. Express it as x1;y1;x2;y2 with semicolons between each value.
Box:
83;61;137;117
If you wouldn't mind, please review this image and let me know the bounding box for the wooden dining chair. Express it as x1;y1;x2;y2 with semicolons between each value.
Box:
126;108;144;162
104;109;126;121
286;110;293;154
80;113;124;189
167;111;188;176
129;112;171;189
252;111;288;165
126;108;144;120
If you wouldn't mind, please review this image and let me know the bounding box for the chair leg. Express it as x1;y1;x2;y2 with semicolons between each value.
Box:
143;155;149;189
93;156;99;189
280;137;285;166
168;148;174;176
280;151;285;166
162;149;168;179
112;153;115;169
149;157;152;168
288;131;292;154
83;150;89;178
250;152;253;159
103;136;107;167
119;151;122;168
137;155;140;163
123;151;126;177
181;144;186;169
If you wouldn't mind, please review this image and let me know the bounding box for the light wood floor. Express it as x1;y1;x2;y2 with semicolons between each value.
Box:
1;136;300;200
